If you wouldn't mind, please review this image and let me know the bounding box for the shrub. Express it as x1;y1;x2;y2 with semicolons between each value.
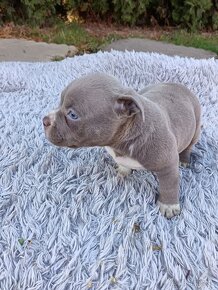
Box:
0;0;217;30
0;0;60;26
171;0;213;30
112;0;150;26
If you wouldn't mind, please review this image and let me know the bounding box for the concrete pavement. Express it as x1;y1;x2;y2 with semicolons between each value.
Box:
0;37;216;61
102;38;217;59
0;38;78;62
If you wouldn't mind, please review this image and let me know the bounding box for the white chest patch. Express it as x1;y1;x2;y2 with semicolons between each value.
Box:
105;146;144;170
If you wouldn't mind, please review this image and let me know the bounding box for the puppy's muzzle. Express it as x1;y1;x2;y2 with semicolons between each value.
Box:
42;115;64;144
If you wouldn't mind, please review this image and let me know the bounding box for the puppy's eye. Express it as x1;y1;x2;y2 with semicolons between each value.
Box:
67;110;78;120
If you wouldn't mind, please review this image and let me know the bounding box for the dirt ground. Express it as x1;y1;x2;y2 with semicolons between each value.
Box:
0;20;172;42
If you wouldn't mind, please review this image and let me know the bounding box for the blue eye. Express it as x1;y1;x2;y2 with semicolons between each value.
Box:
67;110;78;120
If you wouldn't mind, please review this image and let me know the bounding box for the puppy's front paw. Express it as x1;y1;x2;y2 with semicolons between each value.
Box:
157;200;181;218
116;165;132;177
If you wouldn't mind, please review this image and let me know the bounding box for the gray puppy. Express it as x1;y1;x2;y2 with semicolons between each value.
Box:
43;73;201;218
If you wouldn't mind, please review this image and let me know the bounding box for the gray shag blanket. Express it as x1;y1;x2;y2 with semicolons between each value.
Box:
0;51;218;290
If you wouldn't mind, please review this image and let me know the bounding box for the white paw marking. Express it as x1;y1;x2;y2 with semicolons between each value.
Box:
115;156;143;170
157;200;181;218
105;146;116;159
179;161;189;168
116;165;132;177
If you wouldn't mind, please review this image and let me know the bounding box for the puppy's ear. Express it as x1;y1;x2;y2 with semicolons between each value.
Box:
60;83;71;106
114;95;145;121
60;89;66;106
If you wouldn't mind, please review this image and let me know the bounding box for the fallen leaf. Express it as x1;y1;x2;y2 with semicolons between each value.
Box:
18;238;25;246
152;244;162;251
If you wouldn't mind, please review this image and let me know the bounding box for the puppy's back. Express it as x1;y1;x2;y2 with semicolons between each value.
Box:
139;83;200;120
139;83;201;152
139;83;197;107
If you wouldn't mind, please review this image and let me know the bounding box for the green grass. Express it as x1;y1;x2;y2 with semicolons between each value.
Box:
37;22;122;53
51;56;65;61
161;30;218;56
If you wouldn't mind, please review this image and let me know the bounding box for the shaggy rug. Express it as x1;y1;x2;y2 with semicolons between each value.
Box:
0;51;218;290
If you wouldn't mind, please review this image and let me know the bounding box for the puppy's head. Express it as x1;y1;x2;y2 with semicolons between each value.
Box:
43;73;144;148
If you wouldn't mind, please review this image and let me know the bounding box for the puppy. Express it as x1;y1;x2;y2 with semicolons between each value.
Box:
43;73;201;218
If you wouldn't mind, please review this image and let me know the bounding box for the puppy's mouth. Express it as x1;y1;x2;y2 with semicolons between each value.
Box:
47;137;64;146
45;132;78;149
44;130;64;145
43;117;78;148
67;144;77;148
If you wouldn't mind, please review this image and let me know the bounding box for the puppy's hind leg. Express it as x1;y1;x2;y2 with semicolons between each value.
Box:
156;158;181;218
179;122;201;167
179;145;193;167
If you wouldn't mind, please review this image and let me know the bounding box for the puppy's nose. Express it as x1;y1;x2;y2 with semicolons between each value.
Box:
43;116;51;127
